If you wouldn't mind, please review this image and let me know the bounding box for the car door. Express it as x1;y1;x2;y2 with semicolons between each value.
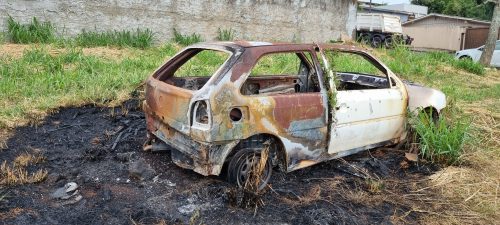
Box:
318;47;406;154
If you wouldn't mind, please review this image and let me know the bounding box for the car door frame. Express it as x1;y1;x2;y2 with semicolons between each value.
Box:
316;44;408;155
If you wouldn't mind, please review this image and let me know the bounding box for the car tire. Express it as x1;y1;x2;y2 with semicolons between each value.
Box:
227;148;272;191
384;36;393;48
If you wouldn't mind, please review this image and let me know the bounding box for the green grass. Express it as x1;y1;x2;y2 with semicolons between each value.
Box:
172;29;203;46
410;108;470;165
5;17;153;49
217;28;235;41
250;52;301;76
7;16;55;44
175;50;230;77
0;32;5;44
452;57;485;75
0;44;178;127
74;29;154;49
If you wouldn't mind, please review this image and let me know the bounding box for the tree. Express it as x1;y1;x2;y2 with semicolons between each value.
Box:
411;0;495;21
480;1;500;66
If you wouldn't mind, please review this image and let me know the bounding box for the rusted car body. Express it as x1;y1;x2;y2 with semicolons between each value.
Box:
143;41;446;186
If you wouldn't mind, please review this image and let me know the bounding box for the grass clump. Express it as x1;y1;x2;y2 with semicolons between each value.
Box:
452;58;485;75
0;152;47;186
7;16;55;44
75;29;154;49
172;29;203;46
216;28;235;41
410;108;470;165
0;32;5;44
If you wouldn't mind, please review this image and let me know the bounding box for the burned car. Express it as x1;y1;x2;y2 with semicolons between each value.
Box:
143;41;446;189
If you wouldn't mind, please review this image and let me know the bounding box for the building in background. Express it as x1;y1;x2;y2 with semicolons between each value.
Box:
402;14;496;51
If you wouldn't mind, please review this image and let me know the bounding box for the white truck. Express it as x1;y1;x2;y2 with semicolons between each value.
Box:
356;13;413;48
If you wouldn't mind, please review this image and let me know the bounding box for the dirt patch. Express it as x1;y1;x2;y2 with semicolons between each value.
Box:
81;47;133;60
0;99;458;224
0;44;30;58
0;43;132;60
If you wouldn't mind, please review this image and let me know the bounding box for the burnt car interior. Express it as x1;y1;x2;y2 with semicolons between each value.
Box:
241;51;321;95
155;48;231;91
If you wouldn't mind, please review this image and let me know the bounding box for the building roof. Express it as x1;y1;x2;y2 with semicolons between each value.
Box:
402;13;491;26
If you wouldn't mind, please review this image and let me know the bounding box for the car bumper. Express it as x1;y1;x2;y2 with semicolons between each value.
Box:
144;102;238;176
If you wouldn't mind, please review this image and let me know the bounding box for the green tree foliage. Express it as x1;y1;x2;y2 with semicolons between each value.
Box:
411;0;495;21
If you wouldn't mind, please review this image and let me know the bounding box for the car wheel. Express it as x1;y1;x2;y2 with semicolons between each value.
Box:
227;148;272;191
371;36;382;48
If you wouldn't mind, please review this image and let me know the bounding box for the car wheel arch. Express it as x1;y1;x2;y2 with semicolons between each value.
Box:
225;133;288;172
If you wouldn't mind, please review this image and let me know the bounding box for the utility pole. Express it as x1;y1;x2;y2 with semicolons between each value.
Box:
479;1;500;66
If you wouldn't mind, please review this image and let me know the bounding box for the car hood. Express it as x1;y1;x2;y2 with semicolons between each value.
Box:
403;81;446;113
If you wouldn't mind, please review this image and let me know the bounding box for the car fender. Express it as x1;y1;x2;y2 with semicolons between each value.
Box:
404;82;446;115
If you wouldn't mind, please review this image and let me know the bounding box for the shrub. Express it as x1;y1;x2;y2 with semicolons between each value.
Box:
216;28;235;41
410;107;470;165
453;58;485;75
172;28;203;46
75;29;154;48
7;16;55;43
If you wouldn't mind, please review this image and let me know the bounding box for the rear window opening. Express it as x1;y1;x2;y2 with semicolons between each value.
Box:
241;51;320;96
156;49;231;90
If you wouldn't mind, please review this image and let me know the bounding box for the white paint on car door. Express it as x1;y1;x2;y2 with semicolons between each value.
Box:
327;88;405;154
316;47;406;155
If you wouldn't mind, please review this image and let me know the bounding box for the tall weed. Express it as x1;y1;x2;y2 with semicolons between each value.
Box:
217;28;235;41
172;29;203;46
410;107;470;165
453;58;485;75
7;16;55;43
75;29;153;48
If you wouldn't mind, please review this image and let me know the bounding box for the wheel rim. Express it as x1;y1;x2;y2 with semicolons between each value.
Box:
372;37;382;48
235;153;271;191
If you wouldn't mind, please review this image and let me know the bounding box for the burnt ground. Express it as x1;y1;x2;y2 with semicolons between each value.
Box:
0;99;443;225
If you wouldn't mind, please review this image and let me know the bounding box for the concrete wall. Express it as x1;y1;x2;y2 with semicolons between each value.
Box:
0;0;357;43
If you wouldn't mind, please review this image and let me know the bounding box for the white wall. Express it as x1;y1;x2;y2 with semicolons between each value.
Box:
0;0;357;43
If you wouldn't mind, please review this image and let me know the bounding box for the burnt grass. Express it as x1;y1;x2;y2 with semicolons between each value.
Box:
0;99;443;225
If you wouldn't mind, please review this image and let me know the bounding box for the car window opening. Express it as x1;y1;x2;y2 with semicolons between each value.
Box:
241;51;321;96
156;49;231;91
323;51;390;90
